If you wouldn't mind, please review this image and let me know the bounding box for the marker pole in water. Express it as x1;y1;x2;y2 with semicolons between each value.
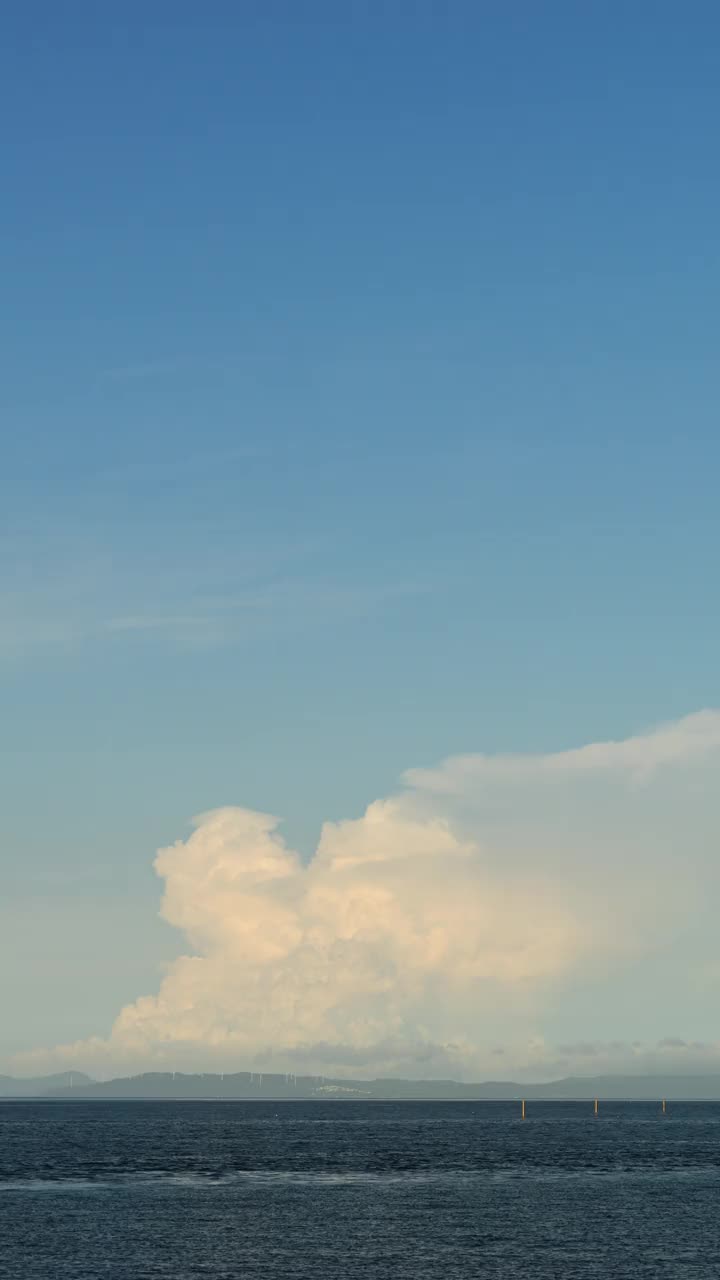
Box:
662;1098;666;1115
594;1098;598;1116
521;1099;526;1120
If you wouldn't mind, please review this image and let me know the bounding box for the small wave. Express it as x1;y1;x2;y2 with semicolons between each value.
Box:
3;1164;720;1193
0;1170;445;1192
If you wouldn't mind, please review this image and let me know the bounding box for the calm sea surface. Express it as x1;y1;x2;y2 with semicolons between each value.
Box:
2;1100;720;1278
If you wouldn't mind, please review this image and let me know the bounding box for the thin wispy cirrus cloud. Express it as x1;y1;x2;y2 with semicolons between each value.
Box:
0;529;424;660
19;710;720;1082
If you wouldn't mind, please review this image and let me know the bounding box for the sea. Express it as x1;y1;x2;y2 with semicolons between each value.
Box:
2;1100;720;1278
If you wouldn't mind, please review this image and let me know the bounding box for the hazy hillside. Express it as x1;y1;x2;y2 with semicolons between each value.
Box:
31;1071;720;1101
0;1072;94;1097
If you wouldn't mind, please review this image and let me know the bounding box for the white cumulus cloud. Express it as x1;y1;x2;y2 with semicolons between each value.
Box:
27;710;720;1079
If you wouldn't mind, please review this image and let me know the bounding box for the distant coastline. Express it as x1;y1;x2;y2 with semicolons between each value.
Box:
4;1071;720;1101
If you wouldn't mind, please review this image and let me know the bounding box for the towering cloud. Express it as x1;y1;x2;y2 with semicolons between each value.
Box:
34;711;720;1078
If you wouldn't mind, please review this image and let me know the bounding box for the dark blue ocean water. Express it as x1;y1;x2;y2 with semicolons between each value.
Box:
2;1100;720;1278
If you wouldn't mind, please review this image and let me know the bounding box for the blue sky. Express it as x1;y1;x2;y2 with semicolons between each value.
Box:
2;2;719;1071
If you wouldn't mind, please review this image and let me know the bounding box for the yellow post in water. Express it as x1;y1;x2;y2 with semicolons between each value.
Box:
594;1098;598;1116
521;1099;526;1120
662;1098;666;1115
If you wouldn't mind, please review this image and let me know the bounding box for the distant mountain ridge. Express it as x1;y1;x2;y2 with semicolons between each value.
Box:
0;1072;93;1097
4;1070;720;1100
